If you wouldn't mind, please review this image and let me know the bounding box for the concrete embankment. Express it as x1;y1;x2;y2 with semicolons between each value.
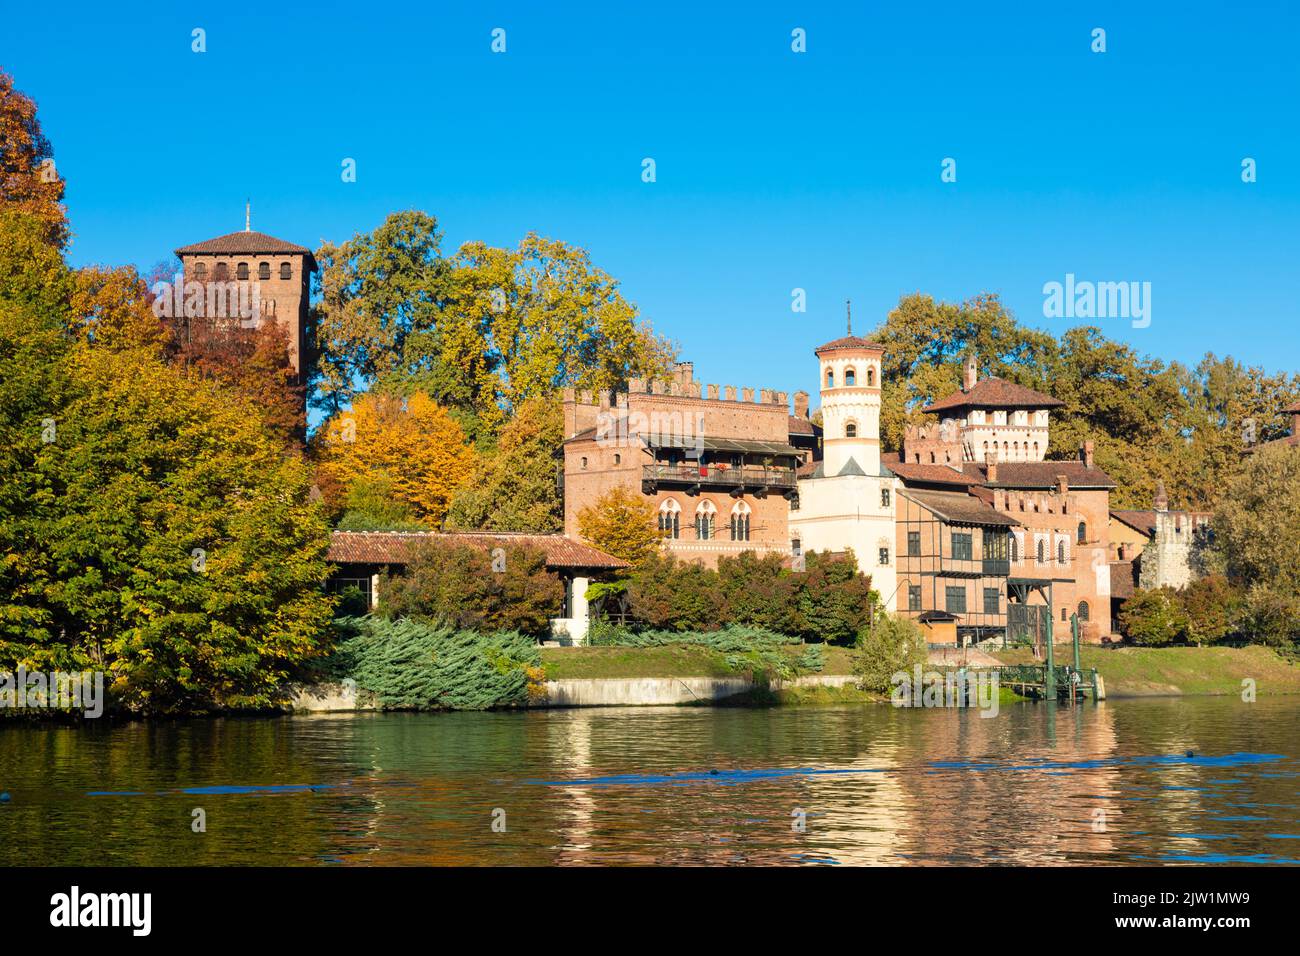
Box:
287;675;862;712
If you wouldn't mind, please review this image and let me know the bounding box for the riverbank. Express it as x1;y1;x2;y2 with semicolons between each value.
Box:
991;644;1300;697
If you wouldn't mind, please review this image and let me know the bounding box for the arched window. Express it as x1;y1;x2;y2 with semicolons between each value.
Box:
236;262;249;280
867;368;876;387
1077;521;1087;544
983;441;989;455
695;500;716;540
258;262;271;280
844;368;856;386
280;262;292;279
730;501;751;541
1057;540;1067;564
580;457;587;469
1013;441;1020;459
194;261;207;279
826;370;834;388
1010;536;1019;563
613;454;621;465
1036;539;1045;564
845;422;857;438
929;452;936;464
215;262;229;280
1032;441;1039;458
658;499;681;539
1078;600;1090;621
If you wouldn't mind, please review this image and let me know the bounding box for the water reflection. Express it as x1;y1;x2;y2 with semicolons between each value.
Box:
0;698;1297;865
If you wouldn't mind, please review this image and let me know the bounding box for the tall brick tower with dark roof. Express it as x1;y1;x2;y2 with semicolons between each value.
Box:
175;221;316;381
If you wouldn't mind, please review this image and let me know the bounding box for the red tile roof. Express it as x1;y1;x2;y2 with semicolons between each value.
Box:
1111;509;1213;536
977;461;1116;489
326;531;628;570
814;335;886;354
175;230;315;258
885;459;978;487
1110;560;1137;600
788;415;818;436
900;489;1021;527
923;376;1065;414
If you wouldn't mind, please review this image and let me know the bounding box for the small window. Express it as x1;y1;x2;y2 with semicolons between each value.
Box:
1057;540;1067;564
1010;536;1019;563
1077;521;1087;544
258;262;271;280
845;368;856;386
280;262;292;279
1078;600;1090;622
236;262;249;280
846;422;857;438
908;585;922;612
1036;540;1046;564
613;454;621;465
907;531;921;556
215;262;229;280
1062;606;1069;622
945;586;967;614
826;370;834;388
878;547;890;566
881;488;891;508
983;588;1000;615
194;261;207;279
952;532;973;561
580;457;588;469
867;368;875;387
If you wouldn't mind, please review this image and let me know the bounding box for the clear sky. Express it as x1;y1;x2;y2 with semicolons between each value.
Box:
7;1;1298;398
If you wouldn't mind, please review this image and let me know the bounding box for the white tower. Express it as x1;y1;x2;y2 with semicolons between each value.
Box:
816;335;884;478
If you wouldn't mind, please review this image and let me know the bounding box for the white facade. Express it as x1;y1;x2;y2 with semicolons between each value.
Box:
790;340;898;611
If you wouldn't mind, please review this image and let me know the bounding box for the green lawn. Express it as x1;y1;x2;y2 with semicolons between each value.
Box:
540;643;858;681
991;644;1300;697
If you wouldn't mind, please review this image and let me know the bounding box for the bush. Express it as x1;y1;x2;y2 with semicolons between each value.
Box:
1119;588;1190;646
1238;586;1300;648
379;541;564;638
325;617;545;710
854;614;927;694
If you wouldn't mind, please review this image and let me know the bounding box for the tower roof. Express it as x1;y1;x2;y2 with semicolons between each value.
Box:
176;230;316;266
814;335;886;355
923;375;1064;414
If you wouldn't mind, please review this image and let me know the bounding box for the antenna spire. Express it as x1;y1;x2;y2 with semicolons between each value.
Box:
245;199;251;232
846;299;852;336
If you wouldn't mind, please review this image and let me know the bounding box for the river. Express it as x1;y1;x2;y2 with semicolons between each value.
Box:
1;697;1298;865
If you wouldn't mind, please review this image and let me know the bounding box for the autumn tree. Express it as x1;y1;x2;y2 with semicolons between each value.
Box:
576;485;661;566
0;68;67;246
1211;444;1300;595
445;396;564;533
313;390;477;527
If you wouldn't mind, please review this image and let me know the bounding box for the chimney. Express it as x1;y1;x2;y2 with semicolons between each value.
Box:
985;443;999;483
963;353;978;392
1056;474;1068;496
794;390;810;419
1153;479;1168;513
1080;440;1094;469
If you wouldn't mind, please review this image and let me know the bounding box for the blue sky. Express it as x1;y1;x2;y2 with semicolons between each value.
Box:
7;1;1298;398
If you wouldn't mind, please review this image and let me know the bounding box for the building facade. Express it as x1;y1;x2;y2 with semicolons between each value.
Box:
789;336;898;609
560;363;813;568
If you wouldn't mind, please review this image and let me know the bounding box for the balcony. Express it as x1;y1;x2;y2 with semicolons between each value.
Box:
642;462;798;498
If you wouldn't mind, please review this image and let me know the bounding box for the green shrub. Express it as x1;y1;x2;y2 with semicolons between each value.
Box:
854;614;927;694
325;616;545;710
1118;588;1190;646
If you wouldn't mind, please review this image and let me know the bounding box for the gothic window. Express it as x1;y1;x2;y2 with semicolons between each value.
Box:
280;262;292;279
730;501;751;541
658;499;681;539
236;262;249;280
1058;539;1069;564
1036;539;1045;564
258;262;271;280
1010;535;1019;563
695;500;716;540
1077;521;1087;544
845;368;856;386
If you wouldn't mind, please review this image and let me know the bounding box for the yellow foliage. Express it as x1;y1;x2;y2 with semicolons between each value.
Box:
315;391;476;526
576;485;662;566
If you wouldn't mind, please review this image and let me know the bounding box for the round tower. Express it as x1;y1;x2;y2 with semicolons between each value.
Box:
814;336;884;477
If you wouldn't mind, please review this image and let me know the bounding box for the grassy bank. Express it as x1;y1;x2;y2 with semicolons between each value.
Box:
992;644;1300;697
540;644;858;681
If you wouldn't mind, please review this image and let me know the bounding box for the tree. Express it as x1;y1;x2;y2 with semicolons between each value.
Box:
1178;576;1243;646
313;390;477;527
625;553;722;631
1118;588;1189;646
716;551;801;635
379;541;563;638
445;396;564;532
1211;445;1300;594
0;68;68;247
335;473;427;531
576;485;661;566
797;550;877;644
855;614;927;694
